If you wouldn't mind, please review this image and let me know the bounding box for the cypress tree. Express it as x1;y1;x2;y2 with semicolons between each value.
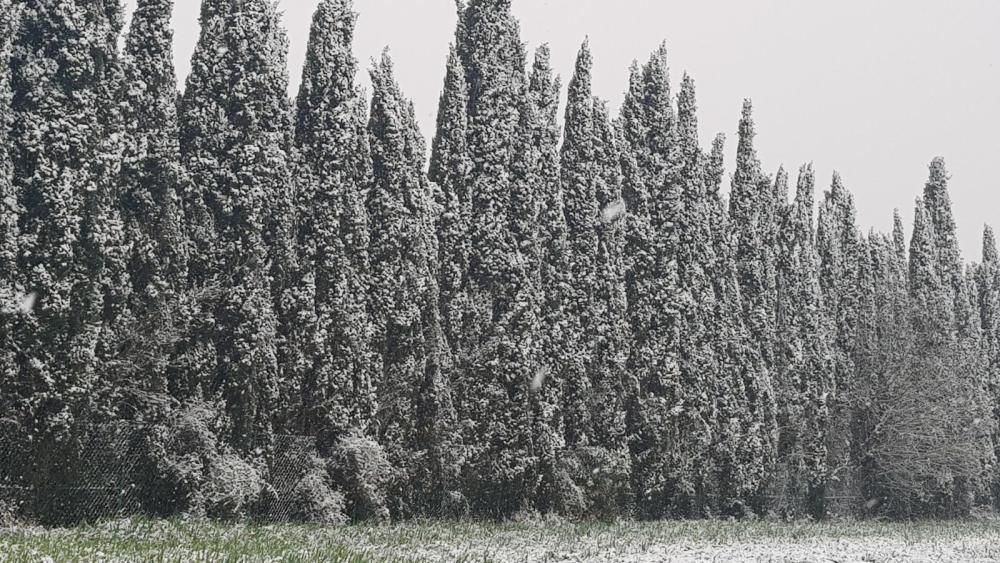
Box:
11;0;129;437
559;41;597;450
701;131;766;516
729;101;776;366
118;0;191;401
0;0;20;419
667;74;718;515
367;53;456;516
8;1;130;522
584;98;631;515
451;0;537;516
428;44;471;354
904;202;965;511
621;64;684;520
919;159;993;510
293;0;376;446
640;43;673;193
618;44;673;352
978;226;1000;506
179;0;294;450
816;172;863;508
726;100;778;513
617;62;646;219
909;200;951;354
774;164;835;517
526;45;570;514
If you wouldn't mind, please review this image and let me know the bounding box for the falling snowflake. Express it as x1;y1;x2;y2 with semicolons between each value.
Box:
530;366;550;391
600;199;626;224
18;292;37;314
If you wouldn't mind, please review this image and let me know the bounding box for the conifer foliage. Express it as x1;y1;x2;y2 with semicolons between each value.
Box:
293;0;376;450
0;0;998;525
0;0;19;420
117;0;191;402
179;0;295;450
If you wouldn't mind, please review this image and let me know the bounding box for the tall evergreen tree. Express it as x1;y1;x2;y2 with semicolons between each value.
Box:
450;0;537;516
918;159;993;510
700;131;769;516
179;0;294;450
816;172;864;507
667;74;718;515
774;164;835;517
559;41;598;450
725;100;778;513
292;0;376;447
11;0;129;437
367;53;456;516
117;0;191;401
582;98;631;515
620;59;684;520
428;44;471;355
729;101;776;367
618;44;673;362
978;226;1000;506
0;0;20;419
524;45;570;514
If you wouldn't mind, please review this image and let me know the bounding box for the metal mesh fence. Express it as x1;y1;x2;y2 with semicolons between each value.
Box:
0;423;325;525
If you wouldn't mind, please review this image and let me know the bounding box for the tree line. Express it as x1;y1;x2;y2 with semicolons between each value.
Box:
0;0;997;522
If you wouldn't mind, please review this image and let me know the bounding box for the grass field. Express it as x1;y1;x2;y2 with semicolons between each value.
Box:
2;517;1000;562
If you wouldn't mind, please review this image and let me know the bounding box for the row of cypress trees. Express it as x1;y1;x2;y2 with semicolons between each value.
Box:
0;0;997;521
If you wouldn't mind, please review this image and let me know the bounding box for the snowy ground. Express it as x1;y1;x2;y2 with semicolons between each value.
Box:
2;517;999;562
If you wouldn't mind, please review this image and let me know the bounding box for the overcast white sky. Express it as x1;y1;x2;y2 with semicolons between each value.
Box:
123;0;1000;261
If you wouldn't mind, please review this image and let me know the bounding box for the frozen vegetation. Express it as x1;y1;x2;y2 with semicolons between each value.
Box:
3;518;1000;562
1;0;999;534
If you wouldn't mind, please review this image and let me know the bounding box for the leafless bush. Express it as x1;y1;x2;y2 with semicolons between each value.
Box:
861;348;993;516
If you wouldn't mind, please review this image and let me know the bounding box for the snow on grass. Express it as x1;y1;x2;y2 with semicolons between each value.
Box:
2;517;1000;562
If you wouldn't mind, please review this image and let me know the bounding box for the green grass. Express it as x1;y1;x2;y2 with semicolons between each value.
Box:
2;517;1000;562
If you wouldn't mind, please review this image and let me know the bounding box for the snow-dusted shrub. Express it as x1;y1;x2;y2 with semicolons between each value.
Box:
290;459;347;524
202;450;264;519
440;489;470;519
329;430;396;522
135;402;262;519
549;464;586;518
0;499;19;527
553;446;631;520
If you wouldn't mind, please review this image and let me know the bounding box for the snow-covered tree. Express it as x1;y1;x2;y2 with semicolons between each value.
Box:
816;172;864;505
367;53;457;516
559;41;598;450
523;44;570;514
617;50;684;519
915;159;993;511
726;100;778;514
618;44;673;364
663;74;718;516
11;0;129;436
117;0;191;400
978;226;1000;506
450;0;537;516
428;44;471;355
774;164;835;517
179;0;295;450
0;0;20;418
292;0;376;447
729;101;776;367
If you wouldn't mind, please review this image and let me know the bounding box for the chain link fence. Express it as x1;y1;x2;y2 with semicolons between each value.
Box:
0;421;328;525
